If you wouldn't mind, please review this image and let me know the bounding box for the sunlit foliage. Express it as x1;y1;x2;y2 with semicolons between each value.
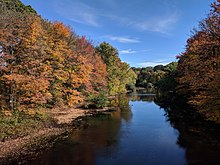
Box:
96;42;137;95
0;0;135;113
176;0;220;122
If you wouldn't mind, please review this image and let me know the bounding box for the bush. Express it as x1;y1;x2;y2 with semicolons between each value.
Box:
0;110;50;141
86;91;109;109
126;84;136;93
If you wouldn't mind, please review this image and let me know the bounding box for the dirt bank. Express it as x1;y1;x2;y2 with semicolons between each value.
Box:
0;107;114;164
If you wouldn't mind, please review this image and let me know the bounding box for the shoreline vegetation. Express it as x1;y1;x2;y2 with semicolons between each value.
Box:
0;0;136;162
0;105;116;164
0;0;220;163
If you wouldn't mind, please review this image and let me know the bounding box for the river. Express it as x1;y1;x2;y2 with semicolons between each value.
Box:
28;92;220;165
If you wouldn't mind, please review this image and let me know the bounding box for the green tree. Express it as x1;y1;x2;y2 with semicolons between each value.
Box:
0;0;36;14
96;42;136;95
157;62;178;92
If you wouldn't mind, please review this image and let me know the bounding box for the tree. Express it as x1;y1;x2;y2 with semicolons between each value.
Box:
176;0;220;122
96;42;136;95
0;0;37;14
157;62;178;92
0;12;52;110
0;0;136;113
74;37;108;94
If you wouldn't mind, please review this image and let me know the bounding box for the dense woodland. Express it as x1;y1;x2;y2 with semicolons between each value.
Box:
176;0;220;122
0;0;137;115
132;62;177;92
0;0;219;132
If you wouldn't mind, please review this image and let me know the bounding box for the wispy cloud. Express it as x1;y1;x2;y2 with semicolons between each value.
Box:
106;3;180;34
111;12;179;35
120;49;137;54
120;49;151;55
104;35;140;43
52;0;180;34
133;13;179;34
137;59;171;67
53;1;100;26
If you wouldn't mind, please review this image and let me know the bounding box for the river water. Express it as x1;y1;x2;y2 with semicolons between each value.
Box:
28;93;220;165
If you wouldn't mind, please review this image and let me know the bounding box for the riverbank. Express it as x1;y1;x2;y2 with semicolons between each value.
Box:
0;106;114;164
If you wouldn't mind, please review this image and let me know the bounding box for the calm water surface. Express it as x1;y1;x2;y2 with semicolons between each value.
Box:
28;93;220;165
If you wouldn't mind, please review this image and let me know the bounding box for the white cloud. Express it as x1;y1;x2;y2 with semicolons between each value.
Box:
53;1;100;26
120;49;137;54
106;6;180;34
52;0;179;34
119;49;151;55
134;13;179;34
138;60;171;67
105;35;140;43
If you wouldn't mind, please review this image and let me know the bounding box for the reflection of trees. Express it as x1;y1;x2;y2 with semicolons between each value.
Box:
129;90;155;103
29;95;133;165
29;114;121;165
136;88;156;94
110;94;132;122
155;95;220;165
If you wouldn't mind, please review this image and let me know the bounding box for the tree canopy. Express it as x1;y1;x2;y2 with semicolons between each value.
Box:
96;42;137;95
176;0;220;122
0;0;136;113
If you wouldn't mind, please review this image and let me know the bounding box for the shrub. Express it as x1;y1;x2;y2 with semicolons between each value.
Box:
86;91;109;109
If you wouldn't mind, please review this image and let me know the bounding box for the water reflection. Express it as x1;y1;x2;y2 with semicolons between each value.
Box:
155;95;220;165
110;94;132;122
129;92;155;102
29;93;188;165
29;113;122;165
29;95;132;165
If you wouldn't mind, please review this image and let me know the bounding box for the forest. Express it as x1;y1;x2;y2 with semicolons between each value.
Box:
0;0;137;112
0;0;137;141
0;1;220;164
176;0;220;122
0;0;219;143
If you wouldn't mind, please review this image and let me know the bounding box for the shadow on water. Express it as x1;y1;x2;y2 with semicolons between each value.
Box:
155;95;220;165
28;95;132;165
129;92;155;102
27;91;220;165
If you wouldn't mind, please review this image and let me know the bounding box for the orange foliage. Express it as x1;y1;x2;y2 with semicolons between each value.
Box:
0;4;108;111
176;0;220;122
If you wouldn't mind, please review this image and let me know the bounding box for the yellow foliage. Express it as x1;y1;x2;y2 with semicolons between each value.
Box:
25;109;36;116
2;110;12;117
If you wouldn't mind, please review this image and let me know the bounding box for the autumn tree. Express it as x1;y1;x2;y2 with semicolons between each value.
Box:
0;5;52;111
38;22;107;107
43;22;97;106
0;0;135;113
0;3;88;110
176;0;220;122
74;37;108;94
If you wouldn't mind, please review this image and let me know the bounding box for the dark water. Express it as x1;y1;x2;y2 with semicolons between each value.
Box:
28;93;220;165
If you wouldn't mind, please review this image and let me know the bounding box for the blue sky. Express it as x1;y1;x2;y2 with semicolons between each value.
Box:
21;0;213;67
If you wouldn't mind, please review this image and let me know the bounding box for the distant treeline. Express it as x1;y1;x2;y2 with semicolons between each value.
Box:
132;62;177;92
0;0;136;113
